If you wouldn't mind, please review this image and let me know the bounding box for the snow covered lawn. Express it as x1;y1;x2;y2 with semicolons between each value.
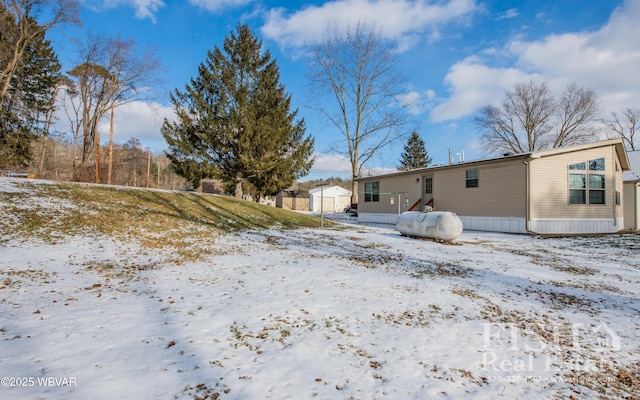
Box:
0;179;638;399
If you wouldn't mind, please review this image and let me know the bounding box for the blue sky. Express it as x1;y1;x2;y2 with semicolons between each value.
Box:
47;0;639;180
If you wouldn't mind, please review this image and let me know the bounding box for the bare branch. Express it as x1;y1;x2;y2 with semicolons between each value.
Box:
554;82;599;148
306;20;411;202
602;107;639;151
475;79;600;155
0;0;81;108
65;33;163;179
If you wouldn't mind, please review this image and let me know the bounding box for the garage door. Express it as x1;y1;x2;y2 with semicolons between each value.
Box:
321;197;335;212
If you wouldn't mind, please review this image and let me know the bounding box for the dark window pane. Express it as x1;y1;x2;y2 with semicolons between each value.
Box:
424;178;433;194
569;190;586;204
569;162;586;170
589;190;605;204
466;170;478;179
466;170;479;188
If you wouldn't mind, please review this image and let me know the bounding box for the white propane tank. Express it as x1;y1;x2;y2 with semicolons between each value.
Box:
396;211;463;241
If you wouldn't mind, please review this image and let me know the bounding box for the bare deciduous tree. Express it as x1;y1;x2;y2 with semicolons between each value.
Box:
306;21;411;203
38;75;70;175
603;107;638;151
0;0;80;109
554;82;600;148
65;33;163;182
474;79;599;155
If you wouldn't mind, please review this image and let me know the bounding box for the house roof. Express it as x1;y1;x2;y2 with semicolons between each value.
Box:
280;189;309;197
529;139;630;170
357;139;630;181
623;150;640;182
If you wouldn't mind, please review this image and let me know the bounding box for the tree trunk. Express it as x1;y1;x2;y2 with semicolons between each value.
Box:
107;103;114;184
234;171;243;198
95;129;100;183
146;150;151;188
351;180;358;205
351;150;359;204
39;135;47;176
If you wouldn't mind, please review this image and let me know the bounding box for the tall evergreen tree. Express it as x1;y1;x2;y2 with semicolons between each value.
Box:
0;15;61;168
398;131;431;171
162;24;314;197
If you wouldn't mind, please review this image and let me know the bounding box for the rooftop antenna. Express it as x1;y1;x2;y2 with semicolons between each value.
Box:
456;151;465;163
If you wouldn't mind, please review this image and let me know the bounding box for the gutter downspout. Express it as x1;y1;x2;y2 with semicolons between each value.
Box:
613;146;617;230
636;183;640;231
523;159;534;234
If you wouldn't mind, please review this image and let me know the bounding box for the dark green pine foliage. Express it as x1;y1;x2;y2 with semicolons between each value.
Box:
0;17;61;168
398;131;432;171
162;24;314;197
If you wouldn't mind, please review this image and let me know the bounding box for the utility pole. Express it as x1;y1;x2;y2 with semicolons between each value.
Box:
107;102;114;184
146;150;151;188
95;129;101;183
316;183;328;229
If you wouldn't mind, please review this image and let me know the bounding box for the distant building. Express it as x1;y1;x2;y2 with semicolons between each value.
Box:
201;179;224;195
276;189;309;211
309;185;352;213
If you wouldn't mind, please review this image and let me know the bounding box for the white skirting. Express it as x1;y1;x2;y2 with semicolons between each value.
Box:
459;216;527;234
358;213;527;233
358;213;624;234
528;218;624;234
357;213;400;225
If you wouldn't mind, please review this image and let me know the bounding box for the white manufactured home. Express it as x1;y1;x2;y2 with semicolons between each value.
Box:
357;139;630;234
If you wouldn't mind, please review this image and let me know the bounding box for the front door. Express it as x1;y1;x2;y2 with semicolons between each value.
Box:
423;174;434;209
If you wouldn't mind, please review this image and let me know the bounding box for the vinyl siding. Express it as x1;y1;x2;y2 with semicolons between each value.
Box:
432;159;526;217
358;174;423;214
358;158;527;217
529;145;624;220
623;182;639;230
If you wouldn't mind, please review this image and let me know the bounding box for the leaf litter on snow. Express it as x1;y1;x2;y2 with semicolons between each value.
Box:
0;178;638;399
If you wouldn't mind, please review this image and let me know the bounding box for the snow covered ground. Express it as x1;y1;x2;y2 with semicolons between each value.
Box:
0;179;639;399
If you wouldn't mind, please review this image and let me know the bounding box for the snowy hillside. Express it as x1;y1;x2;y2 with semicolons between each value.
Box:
0;178;638;399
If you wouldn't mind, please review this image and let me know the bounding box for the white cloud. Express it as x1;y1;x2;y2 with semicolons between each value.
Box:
97;0;166;22
309;153;352;177
307;152;401;180
54;99;175;152
187;0;253;13
431;0;640;122
496;8;518;20
430;59;532;121
261;0;479;50
96;102;174;150
396;89;439;116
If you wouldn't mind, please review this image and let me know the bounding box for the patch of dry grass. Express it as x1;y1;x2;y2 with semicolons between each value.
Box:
0;181;331;262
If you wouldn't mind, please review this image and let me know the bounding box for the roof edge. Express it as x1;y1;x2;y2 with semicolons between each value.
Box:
356;139;630;181
531;138;630;170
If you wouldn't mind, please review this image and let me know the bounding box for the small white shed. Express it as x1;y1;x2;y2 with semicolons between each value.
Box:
309;185;352;213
